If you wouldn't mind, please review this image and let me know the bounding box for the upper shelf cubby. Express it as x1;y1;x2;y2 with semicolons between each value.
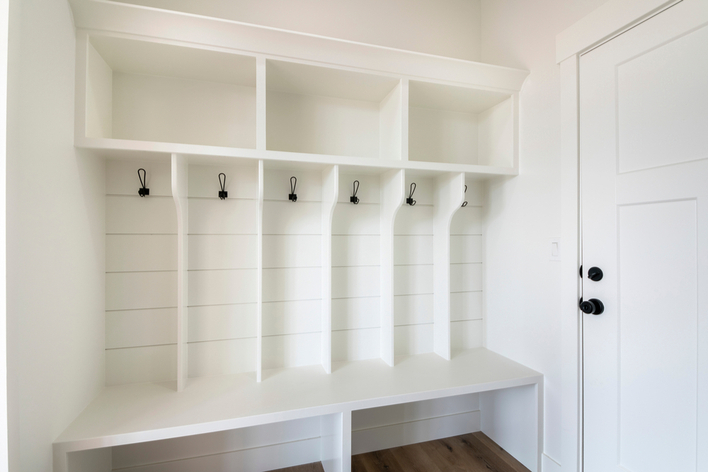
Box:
266;60;404;160
84;35;257;148
77;29;526;176
408;81;516;168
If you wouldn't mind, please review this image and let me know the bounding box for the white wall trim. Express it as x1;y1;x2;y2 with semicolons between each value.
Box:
555;0;679;63
559;54;581;472
0;0;8;468
557;2;682;471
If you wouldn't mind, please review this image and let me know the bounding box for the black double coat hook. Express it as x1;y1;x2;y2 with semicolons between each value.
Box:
289;176;298;202
218;173;228;200
351;180;360;204
406;182;417;206
137;168;149;197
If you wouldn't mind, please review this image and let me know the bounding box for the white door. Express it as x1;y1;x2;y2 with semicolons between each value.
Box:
580;1;708;471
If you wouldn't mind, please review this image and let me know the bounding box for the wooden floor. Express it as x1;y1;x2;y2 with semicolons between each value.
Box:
269;432;530;472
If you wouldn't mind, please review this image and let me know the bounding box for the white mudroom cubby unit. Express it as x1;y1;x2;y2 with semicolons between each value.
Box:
54;12;543;472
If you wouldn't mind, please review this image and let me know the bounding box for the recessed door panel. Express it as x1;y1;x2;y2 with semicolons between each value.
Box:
617;26;708;173
618;201;697;472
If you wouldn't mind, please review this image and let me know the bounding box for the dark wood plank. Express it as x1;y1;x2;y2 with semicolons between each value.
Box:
446;434;514;472
352;453;371;472
420;437;484;472
354;447;406;472
389;443;444;472
274;432;529;472
267;461;324;472
449;433;531;472
470;432;530;472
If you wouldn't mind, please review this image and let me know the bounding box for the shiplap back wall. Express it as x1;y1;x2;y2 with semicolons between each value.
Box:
106;162;484;384
332;174;381;362
106;161;261;384
262;169;323;369
106;161;177;385
187;164;259;377
394;177;435;356
450;182;484;351
391;177;484;357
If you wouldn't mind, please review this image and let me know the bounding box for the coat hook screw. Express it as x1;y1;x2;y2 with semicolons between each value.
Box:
350;180;360;204
289;176;298;202
218;173;228;200
406;182;417;206
462;185;468;207
138;168;149;197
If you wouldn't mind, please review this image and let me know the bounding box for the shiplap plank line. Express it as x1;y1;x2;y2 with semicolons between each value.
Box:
451;319;483;351
261;332;321;370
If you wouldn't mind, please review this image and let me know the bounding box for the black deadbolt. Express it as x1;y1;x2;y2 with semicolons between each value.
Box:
588;266;603;281
579;298;604;315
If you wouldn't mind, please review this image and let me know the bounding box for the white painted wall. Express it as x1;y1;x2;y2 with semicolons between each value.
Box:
479;0;608;470
111;0;482;61
6;0;106;471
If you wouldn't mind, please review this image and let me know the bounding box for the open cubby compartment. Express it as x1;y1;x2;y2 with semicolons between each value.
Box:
84;34;257;148
351;394;481;455
449;177;485;354
105;158;178;386
331;171;383;364
261;163;338;375
392;171;466;362
408;80;517;168
393;173;434;360
266;59;405;160
185;160;260;380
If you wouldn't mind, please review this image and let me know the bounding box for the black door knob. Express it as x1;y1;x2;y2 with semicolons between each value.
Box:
580;298;604;315
588;267;603;281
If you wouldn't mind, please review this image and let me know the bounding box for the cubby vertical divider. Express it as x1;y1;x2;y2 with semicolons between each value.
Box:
400;79;409;161
379;79;409;161
321;165;339;374
379;169;405;366
256;57;266;151
256;160;264;382
171;153;189;391
432;173;466;361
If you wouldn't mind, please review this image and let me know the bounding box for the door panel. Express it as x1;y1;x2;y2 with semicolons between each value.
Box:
618;200;697;472
580;1;708;471
617;24;708;173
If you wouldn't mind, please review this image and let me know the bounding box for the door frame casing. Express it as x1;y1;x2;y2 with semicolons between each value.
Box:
557;1;681;471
